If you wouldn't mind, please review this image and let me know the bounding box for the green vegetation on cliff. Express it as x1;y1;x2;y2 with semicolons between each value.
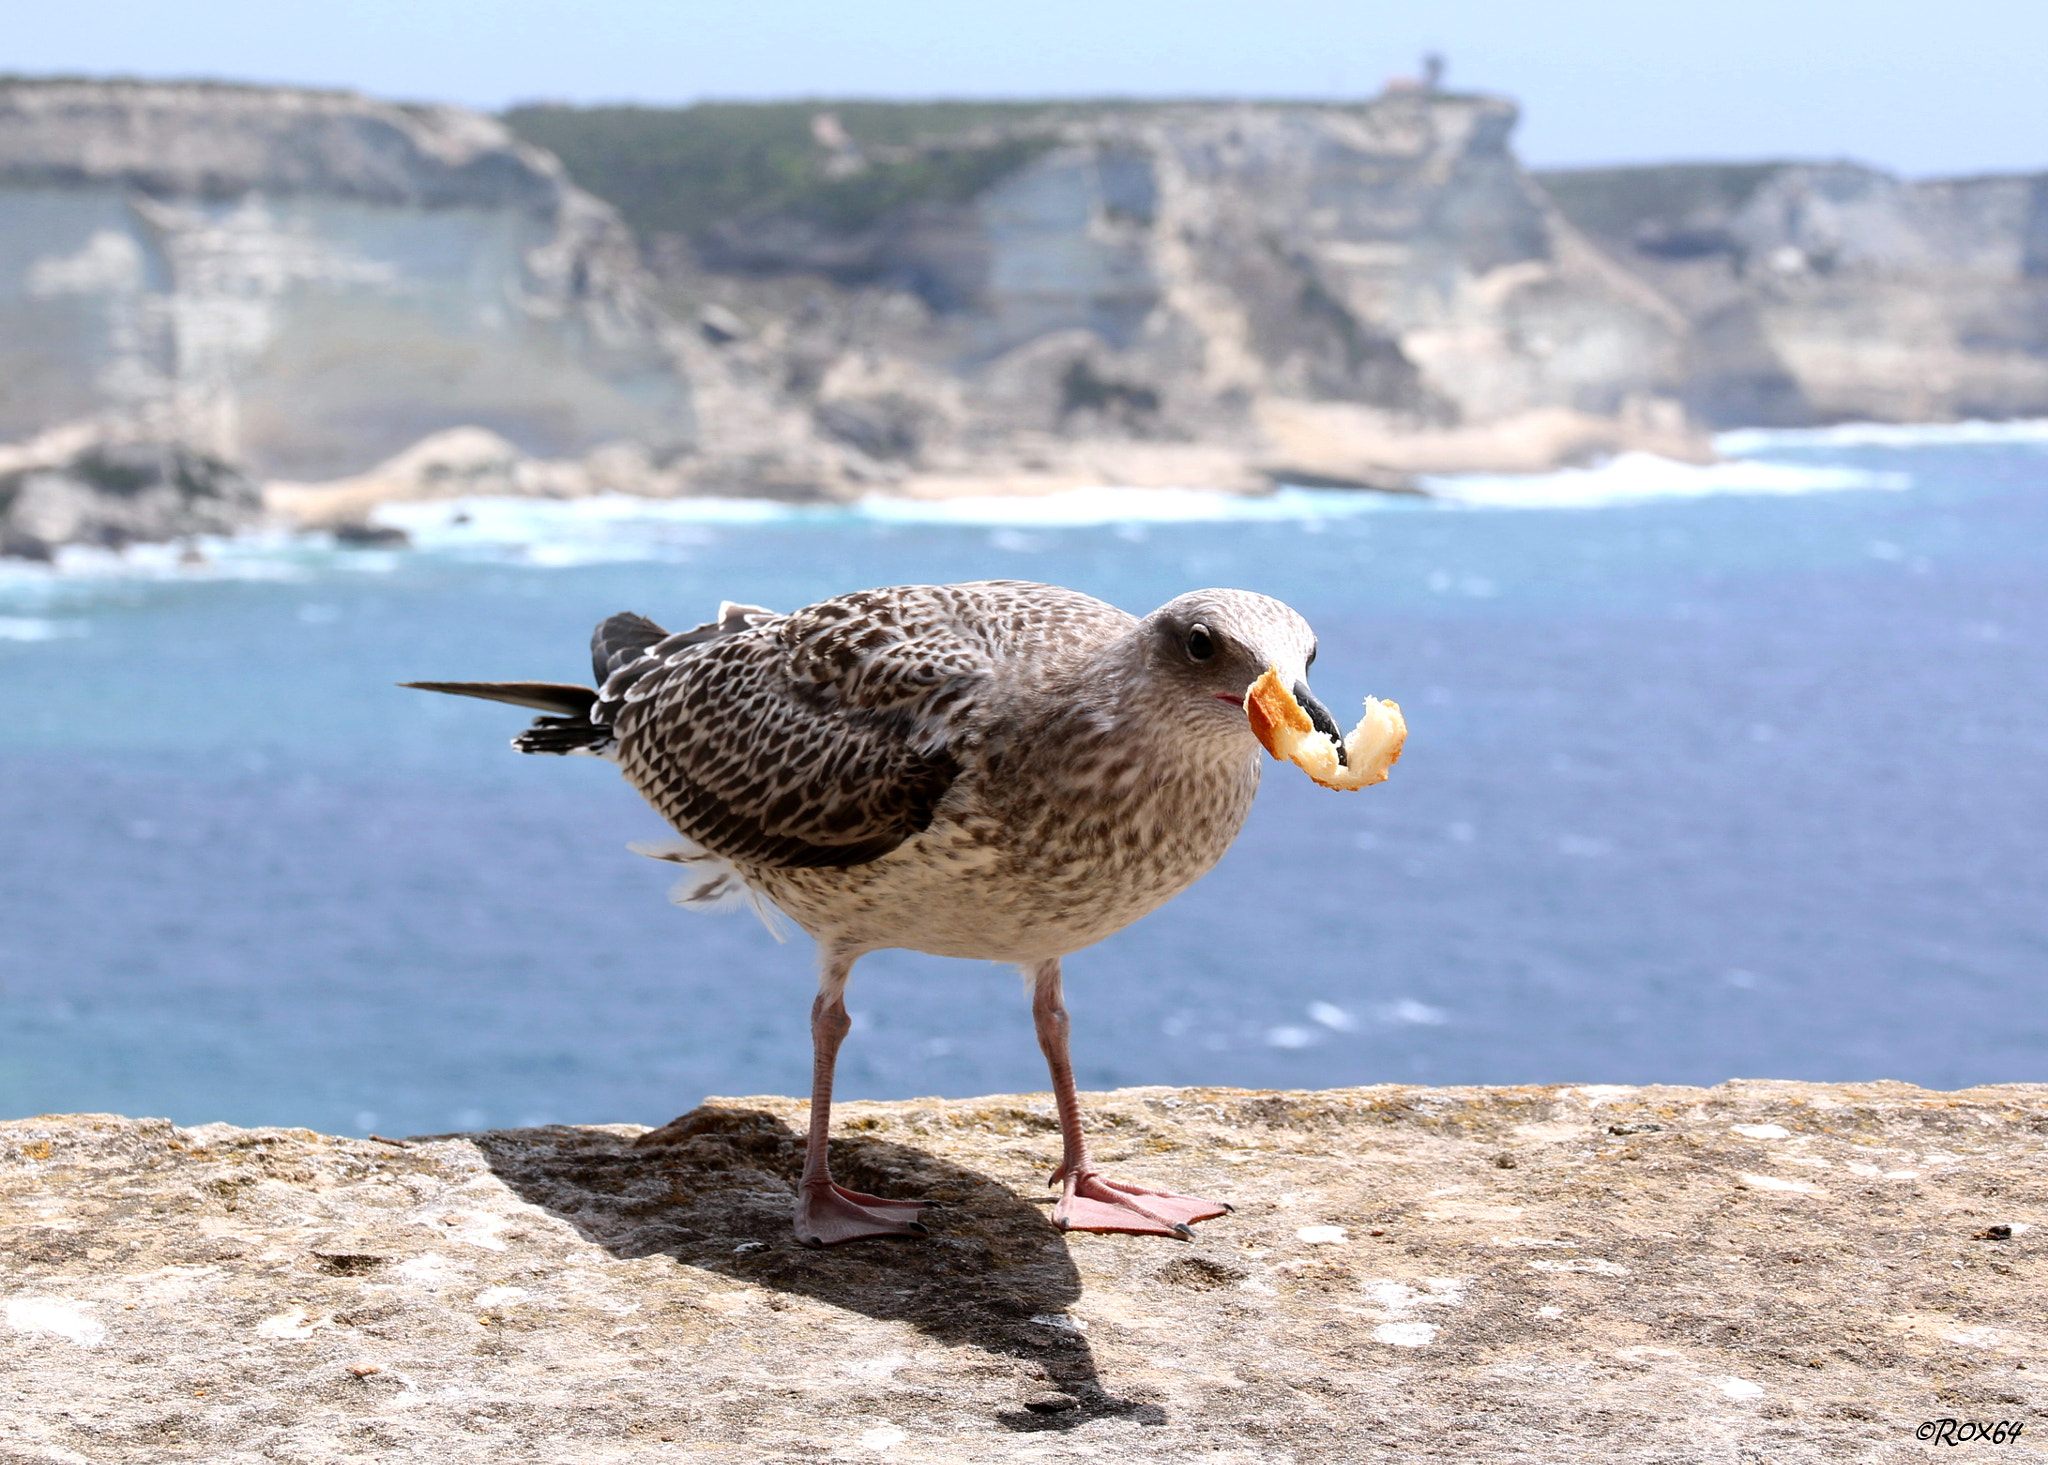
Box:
1533;161;1791;239
503;101;1107;237
510;101;1806;253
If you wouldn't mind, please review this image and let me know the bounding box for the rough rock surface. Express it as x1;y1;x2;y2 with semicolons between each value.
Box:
4;1080;2044;1462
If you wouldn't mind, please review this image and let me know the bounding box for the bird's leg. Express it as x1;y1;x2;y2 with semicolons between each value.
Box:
792;947;931;1246
1028;958;1230;1239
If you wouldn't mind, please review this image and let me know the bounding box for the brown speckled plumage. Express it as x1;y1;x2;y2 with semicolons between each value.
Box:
573;580;1308;961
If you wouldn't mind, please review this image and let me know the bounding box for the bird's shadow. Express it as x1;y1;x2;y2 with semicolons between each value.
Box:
474;1107;1165;1431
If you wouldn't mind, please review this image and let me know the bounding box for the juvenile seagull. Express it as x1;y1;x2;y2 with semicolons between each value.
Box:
408;580;1393;1245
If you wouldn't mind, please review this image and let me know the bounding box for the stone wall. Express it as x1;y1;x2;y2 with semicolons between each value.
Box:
4;1080;2044;1461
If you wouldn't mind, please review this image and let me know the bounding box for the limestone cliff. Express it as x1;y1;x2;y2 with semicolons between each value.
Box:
0;81;1713;542
1538;161;2048;426
9;81;2042;543
2;1081;2043;1461
633;95;1705;496
0;79;690;483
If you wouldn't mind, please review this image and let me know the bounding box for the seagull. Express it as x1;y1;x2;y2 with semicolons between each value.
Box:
407;580;1400;1246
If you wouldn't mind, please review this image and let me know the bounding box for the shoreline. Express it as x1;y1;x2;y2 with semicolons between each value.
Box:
0;416;2021;565
258;407;1714;533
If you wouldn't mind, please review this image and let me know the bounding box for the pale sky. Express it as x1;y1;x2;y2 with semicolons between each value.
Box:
8;0;2045;176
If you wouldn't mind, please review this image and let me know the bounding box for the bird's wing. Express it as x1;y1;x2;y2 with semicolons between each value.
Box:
605;586;1091;869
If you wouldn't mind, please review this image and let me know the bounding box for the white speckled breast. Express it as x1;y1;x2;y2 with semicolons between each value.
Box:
756;739;1263;961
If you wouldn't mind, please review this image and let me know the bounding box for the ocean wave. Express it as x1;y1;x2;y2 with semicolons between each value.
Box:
852;484;1401;526
0;535;326;613
371;454;1909;548
1717;418;2048;453
350;485;1414;566
373;483;1402;549
0;485;1406;588
374;494;796;542
1421;451;1908;509
0;616;86;641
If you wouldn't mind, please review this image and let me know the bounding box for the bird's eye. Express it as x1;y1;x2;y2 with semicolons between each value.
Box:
1185;624;1216;661
1307;641;1318;669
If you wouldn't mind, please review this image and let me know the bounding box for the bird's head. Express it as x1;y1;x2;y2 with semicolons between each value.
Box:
1138;589;1345;754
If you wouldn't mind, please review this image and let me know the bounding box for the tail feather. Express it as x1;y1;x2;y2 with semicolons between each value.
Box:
511;718;611;756
401;681;598;717
401;679;611;757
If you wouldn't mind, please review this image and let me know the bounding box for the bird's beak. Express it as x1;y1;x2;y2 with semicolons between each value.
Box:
1289;680;1348;767
1245;668;1347;766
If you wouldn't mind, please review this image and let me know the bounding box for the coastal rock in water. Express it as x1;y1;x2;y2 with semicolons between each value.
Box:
262;426;730;532
0;439;261;559
4;1080;2043;1460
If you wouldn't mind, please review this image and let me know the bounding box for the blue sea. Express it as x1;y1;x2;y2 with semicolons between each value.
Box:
2;424;2044;1136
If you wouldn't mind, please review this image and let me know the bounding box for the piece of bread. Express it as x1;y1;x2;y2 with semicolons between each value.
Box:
1244;667;1406;791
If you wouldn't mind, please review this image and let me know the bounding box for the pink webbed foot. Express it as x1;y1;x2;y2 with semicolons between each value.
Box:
793;1180;933;1247
1051;1170;1231;1239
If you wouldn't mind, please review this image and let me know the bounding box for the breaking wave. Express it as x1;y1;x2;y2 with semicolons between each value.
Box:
1422;450;1906;510
376;482;1403;546
1717;418;2048;452
0;616;86;641
371;449;1909;552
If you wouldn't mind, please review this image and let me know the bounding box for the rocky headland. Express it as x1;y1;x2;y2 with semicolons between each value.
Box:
1538;160;2048;427
2;80;2045;553
4;1080;2044;1461
609;93;1708;502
